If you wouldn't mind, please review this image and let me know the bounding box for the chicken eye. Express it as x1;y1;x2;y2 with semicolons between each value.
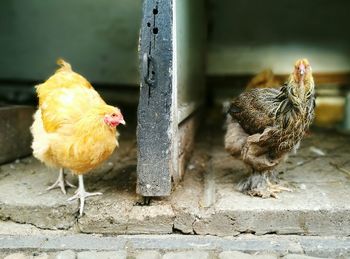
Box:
111;113;117;117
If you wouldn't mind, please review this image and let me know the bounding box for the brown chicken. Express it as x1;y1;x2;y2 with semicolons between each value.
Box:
31;59;125;215
225;59;315;197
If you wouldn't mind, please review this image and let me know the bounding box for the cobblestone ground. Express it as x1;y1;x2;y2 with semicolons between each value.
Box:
0;250;334;259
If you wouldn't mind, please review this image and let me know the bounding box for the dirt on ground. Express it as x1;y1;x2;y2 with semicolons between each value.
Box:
0;107;350;237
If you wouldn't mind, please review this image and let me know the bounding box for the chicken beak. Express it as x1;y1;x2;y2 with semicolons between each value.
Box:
119;118;126;125
299;64;305;76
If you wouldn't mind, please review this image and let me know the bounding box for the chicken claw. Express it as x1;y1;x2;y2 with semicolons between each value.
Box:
239;172;292;198
67;175;102;216
248;181;292;198
47;168;76;194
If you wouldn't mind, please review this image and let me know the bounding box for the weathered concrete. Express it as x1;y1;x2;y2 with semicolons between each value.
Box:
76;251;126;259
127;204;175;234
32;253;50;259
219;251;278;259
283;255;324;259
0;251;334;259
56;250;76;259
1;123;350;236
135;251;161;259
4;253;28;259
191;128;350;236
0;234;349;258
163;251;212;259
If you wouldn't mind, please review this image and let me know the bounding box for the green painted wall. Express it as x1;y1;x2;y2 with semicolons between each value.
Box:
0;0;142;85
176;0;206;122
207;0;350;75
1;0;349;89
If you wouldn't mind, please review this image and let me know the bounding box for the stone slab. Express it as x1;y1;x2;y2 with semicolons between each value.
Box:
163;251;212;259
192;129;350;236
0;234;349;258
219;251;278;259
76;251;126;259
56;250;76;259
0;127;350;236
135;251;161;259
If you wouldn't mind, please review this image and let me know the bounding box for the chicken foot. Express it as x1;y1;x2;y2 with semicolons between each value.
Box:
238;171;292;198
68;175;102;216
46;168;76;194
264;181;292;198
248;179;292;198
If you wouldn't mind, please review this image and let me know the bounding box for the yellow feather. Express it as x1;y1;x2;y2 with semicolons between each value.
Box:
31;59;122;174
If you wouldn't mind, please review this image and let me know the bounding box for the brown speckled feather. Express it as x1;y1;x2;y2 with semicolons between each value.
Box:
228;88;281;135
227;77;315;169
225;58;315;196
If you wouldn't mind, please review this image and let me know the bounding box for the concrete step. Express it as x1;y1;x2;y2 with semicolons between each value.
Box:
0;129;349;237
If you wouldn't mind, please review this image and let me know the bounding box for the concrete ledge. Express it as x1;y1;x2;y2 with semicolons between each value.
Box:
1;131;350;237
0;234;349;258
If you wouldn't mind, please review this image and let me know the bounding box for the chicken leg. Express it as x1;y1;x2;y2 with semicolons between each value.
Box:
47;168;76;194
68;175;102;216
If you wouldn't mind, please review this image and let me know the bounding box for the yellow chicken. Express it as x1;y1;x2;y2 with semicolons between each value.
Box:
31;59;125;216
246;69;281;90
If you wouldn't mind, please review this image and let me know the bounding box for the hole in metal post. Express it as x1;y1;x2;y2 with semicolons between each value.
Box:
153;8;158;15
153;28;158;34
147;22;151;27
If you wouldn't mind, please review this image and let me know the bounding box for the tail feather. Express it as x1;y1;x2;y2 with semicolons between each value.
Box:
56;58;72;71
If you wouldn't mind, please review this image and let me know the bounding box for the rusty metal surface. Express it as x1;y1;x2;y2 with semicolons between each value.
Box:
0;106;35;164
137;0;175;196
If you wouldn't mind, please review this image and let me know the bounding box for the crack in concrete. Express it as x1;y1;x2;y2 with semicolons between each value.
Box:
1;216;72;232
123;201;135;235
1;128;350;237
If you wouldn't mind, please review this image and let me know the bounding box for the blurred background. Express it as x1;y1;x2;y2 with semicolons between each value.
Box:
1;0;350;128
0;0;142;107
206;0;350;128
